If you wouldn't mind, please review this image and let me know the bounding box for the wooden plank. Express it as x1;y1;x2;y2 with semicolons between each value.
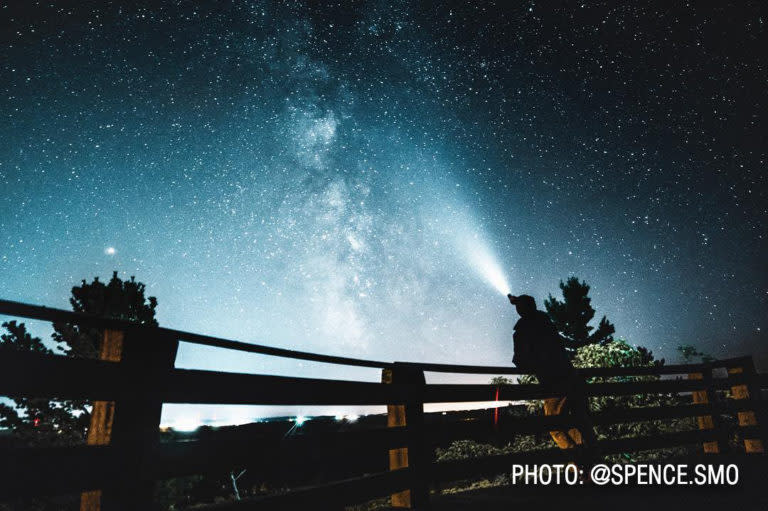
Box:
8;352;708;409
140;376;716;410
382;364;429;509
728;363;765;453
688;372;720;453
425;402;734;447
711;356;754;369
383;367;411;508
0;350;126;400
0;351;729;407
0;299;392;369
0;355;718;411
422;379;707;404
0;427;406;497
737;425;763;438
591;403;715;425
714;373;749;388
585;379;707;397
81;329;125;511
0;299;133;331
172;329;393;369
189;468;413;511
423;382;568;403
162;369;408;405
580;364;709;377
0;445;122;497
101;328;179;511
85;329;125;444
151;426;409;479
397;360;708;376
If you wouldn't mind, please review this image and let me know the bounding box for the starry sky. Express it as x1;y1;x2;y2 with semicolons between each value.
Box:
1;2;767;425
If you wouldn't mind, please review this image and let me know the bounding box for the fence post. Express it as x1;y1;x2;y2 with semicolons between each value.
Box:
689;365;722;454
81;329;126;511
101;326;179;511
727;357;765;453
382;363;429;510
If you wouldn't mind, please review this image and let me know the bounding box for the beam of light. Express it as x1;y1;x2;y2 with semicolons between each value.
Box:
453;229;511;295
465;242;511;296
435;204;512;296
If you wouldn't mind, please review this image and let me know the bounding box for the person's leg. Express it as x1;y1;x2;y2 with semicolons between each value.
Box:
567;425;583;445
565;382;598;451
544;396;576;449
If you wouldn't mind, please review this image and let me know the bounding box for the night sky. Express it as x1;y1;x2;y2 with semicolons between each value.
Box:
1;2;766;425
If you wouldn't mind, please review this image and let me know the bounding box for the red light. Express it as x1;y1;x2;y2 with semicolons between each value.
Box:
33;418;40;427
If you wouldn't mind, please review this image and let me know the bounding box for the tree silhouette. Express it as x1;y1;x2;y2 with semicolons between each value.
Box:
544;276;615;356
677;344;714;364
0;321;93;448
0;272;158;447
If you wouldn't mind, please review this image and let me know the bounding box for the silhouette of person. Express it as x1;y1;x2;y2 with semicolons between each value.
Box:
508;293;591;449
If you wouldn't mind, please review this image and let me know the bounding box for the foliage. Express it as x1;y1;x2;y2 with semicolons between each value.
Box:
676;344;714;363
435;439;508;462
574;338;661;370
514;340;693;462
544;276;615;355
53;272;158;359
574;340;692;462
489;376;514;386
0;321;91;447
434;434;549;493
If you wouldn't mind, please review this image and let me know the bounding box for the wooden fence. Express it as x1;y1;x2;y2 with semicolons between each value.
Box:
0;299;766;510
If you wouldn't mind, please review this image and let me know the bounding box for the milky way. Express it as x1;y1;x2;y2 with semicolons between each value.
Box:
1;2;766;423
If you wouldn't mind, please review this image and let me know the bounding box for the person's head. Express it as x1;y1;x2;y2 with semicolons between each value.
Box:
508;294;537;317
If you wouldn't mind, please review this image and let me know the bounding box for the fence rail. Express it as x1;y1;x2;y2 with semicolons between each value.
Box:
0;299;766;510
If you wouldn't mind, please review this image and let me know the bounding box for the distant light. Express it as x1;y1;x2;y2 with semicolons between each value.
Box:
294;416;308;426
173;418;200;432
333;413;359;422
104;246;116;256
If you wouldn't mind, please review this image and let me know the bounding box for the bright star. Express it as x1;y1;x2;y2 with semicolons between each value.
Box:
104;247;116;256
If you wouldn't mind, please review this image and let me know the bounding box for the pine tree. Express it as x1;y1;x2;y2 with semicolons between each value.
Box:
544;276;615;355
0;272;158;447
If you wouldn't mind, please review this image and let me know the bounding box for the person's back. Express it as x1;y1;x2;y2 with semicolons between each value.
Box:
512;306;573;384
